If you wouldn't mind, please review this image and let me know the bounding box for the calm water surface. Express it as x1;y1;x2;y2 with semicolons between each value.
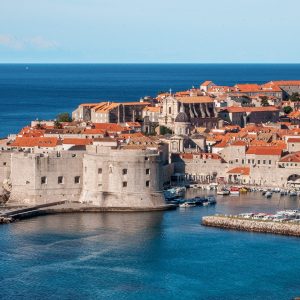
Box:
0;192;300;300
1;63;300;136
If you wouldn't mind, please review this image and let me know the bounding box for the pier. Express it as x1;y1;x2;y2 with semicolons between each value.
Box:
202;215;300;237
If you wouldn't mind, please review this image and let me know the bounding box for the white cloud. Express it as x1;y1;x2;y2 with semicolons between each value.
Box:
0;34;59;50
0;35;24;50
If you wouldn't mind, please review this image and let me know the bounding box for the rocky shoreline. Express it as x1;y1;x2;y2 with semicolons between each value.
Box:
202;215;300;237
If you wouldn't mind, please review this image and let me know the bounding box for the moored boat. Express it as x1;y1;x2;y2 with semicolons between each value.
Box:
230;186;240;195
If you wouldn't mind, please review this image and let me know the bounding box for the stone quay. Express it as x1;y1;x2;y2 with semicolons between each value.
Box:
202;215;300;237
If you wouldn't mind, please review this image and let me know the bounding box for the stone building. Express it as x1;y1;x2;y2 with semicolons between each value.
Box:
159;95;218;129
79;145;165;208
73;102;150;124
219;106;280;127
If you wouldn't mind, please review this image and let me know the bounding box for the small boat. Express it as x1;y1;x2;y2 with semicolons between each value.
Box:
265;191;272;198
207;196;217;204
230;187;240;195
239;187;247;194
217;189;230;196
179;202;190;208
289;190;297;197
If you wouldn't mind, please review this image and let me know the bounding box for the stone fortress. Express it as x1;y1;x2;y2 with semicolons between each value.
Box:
2;79;300;207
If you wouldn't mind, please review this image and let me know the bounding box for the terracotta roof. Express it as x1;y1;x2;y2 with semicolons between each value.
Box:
143;106;160;113
126;122;141;127
122;102;150;106
280;152;300;163
230;140;246;146
176;96;213;104
270;80;300;86
287;138;300;143
246;146;282;156
227;167;250;176
180;152;222;160
93;123;125;132
223;106;279;113
11;137;59;148
80;103;99;107
63;138;92;145
201;81;214;87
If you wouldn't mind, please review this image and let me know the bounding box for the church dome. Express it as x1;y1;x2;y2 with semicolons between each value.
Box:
175;111;189;123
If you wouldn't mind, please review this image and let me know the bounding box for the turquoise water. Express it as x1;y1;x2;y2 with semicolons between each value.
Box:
1;192;300;299
1;63;300;137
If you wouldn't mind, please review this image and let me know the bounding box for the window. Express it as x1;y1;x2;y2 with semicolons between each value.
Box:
74;176;80;184
146;180;150;187
122;169;128;175
146;169;150;175
248;159;251;164
145;157;149;161
168;107;172;114
58;176;64;184
98;168;102;174
263;160;266;165
41;176;47;184
122;181;127;187
269;160;271;165
242;159;244;164
257;160;260;165
252;159;255;164
3;162;6;166
235;159;238;163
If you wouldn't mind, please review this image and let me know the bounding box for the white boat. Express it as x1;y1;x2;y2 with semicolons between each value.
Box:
265;191;272;198
230;187;240;195
217;189;230;196
289;190;297;197
179;202;190;208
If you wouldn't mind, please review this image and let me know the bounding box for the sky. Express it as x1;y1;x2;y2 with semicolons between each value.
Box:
0;0;300;63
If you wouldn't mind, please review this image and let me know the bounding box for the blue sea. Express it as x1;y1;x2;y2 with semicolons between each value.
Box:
1;63;300;137
1;64;300;299
1;192;300;300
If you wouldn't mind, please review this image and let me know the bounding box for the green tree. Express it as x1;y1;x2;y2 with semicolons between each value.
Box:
283;106;293;114
56;112;72;122
290;92;300;102
54;120;63;129
160;126;172;135
260;96;269;107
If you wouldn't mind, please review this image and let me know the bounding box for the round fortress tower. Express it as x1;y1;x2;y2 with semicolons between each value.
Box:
80;146;166;208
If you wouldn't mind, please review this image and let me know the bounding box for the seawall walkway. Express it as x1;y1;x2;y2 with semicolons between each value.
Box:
202;215;300;237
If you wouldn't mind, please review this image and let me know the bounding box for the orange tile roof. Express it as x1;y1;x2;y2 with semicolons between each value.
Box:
280;152;300;163
143;106;160;113
270;80;300;86
201;81;214;87
93;123;125;132
227;167;250;175
231;140;246;146
126;122;141;127
176;96;213;104
83;129;106;135
63;138;93;145
287;138;300;143
223;106;279;113
11;137;59;148
80;103;99;107
246;146;282;156
122;102;150;106
180;152;222;160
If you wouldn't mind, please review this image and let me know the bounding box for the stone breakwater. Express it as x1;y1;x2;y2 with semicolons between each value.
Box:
202;216;300;237
0;216;12;224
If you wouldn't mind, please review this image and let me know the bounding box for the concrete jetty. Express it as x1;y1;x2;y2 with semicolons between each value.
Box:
0;202;176;224
202;215;300;237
